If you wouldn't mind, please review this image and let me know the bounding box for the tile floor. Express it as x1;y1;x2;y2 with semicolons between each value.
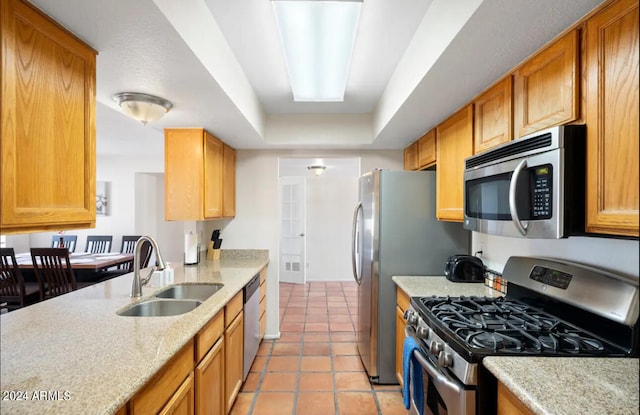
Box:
230;281;407;415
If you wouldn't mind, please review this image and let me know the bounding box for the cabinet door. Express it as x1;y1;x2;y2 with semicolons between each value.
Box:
159;373;195;415
222;144;236;218
395;305;407;387
514;30;579;138
497;381;534;415
225;311;244;413
436;105;474;222
204;132;223;219
404;142;418;171
417;129;437;169
165;129;205;220
474;76;513;153
1;0;96;233
585;0;639;237
196;337;225;415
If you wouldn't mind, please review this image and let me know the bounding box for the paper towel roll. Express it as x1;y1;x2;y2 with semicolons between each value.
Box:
184;232;198;265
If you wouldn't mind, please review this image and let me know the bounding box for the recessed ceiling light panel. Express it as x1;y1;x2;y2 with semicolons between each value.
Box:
272;0;362;102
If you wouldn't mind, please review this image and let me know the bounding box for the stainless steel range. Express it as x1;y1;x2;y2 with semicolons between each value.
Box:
404;256;639;415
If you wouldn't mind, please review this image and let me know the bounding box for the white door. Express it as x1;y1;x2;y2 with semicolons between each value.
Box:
279;176;306;284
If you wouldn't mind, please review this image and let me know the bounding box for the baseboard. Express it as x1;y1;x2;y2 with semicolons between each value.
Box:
263;331;281;340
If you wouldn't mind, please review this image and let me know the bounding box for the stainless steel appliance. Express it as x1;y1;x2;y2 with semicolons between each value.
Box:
404;256;639;415
243;273;260;381
463;125;586;239
351;170;469;384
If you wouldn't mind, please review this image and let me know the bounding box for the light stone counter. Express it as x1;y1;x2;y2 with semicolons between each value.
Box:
392;275;502;298
483;356;639;415
0;249;269;415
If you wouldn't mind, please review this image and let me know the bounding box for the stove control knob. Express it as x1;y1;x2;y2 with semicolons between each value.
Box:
438;351;453;368
415;326;430;339
404;310;418;326
428;341;443;355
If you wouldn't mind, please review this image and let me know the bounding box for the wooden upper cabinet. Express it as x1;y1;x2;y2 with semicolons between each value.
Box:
584;0;639;237
403;142;418;171
474;76;513;153
222;144;236;218
436;105;474;222
417;129;437;169
165;129;236;220
1;0;97;234
514;30;579;138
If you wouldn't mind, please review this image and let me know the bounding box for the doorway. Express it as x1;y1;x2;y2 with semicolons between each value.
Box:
278;157;360;284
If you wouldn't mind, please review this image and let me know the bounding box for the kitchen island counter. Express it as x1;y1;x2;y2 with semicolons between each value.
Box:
392;275;502;298
0;249;269;415
483;356;639;415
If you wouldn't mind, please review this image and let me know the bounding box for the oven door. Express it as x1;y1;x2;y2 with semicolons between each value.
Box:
463;149;562;239
407;342;476;415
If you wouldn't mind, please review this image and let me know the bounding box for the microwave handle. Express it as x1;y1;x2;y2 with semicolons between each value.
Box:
509;159;529;236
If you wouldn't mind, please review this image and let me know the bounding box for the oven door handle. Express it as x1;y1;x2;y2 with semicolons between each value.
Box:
509;159;529;236
412;349;465;396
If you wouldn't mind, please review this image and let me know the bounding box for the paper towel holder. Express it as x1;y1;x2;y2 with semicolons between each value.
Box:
184;244;200;265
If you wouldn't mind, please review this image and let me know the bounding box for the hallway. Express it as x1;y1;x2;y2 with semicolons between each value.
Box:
230;281;407;415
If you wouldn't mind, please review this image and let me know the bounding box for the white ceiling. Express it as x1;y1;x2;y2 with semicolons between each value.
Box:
29;0;605;152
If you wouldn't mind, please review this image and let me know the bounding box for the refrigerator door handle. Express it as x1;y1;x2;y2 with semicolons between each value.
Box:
351;202;363;285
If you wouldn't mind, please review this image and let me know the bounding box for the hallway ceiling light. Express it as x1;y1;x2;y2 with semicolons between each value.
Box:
112;92;173;125
307;165;327;176
271;0;362;102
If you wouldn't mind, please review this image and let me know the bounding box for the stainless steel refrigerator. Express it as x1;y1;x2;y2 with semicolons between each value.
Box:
351;169;469;384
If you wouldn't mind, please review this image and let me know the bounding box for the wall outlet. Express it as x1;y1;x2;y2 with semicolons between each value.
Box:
477;242;485;257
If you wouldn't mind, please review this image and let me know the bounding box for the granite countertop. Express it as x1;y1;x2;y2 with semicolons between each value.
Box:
392;275;503;298
484;356;639;415
0;249;269;415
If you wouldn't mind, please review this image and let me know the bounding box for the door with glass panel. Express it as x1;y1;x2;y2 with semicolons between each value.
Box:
279;176;306;284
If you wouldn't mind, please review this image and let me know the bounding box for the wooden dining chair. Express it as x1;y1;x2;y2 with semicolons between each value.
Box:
50;235;78;253
121;235;142;255
98;237;152;281
84;235;113;254
30;248;77;300
1;248;41;311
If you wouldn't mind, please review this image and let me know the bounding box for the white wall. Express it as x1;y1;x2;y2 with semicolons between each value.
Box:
473;233;639;281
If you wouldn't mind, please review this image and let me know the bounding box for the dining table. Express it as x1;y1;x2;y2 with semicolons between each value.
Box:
14;252;134;282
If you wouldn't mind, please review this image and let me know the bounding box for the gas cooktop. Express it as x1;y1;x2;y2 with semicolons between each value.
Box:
412;295;628;358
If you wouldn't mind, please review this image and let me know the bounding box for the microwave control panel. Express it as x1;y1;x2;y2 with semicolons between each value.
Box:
530;164;552;219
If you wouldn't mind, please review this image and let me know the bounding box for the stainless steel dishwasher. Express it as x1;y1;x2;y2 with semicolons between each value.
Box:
243;273;260;381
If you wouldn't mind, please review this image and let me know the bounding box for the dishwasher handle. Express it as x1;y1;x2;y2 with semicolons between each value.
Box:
244;274;261;302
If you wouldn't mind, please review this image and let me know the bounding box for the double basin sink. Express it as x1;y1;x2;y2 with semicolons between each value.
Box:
117;283;224;317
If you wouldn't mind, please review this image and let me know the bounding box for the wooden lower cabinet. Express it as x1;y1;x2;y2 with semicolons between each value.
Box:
160;373;195;415
225;311;244;413
195;337;225;415
497;381;534;415
395;288;410;387
129;341;195;415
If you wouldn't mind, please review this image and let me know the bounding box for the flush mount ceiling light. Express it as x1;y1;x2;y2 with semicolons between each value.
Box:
112;92;173;125
307;165;327;176
271;0;362;102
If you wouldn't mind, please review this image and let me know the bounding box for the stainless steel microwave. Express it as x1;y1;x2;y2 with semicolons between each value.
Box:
463;125;586;239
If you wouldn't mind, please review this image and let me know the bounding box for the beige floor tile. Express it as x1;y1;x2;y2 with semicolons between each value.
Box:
302;342;331;356
334;371;372;391
260;372;298;391
272;342;301;356
266;356;300;372
300;356;332;372
241;372;260;392
296;392;336;415
334;355;364;372
252;392;295;415
229;392;254;415
336;392;378;415
298;372;334;391
331;342;358;356
376;391;408;415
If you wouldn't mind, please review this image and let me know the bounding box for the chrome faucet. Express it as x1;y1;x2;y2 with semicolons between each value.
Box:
130;235;167;297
